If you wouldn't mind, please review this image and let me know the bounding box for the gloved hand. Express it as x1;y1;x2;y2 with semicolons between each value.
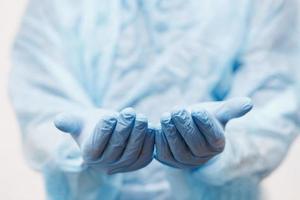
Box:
155;97;253;169
54;108;155;174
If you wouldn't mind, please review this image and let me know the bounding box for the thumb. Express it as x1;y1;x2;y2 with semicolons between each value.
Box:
54;113;83;136
215;97;253;126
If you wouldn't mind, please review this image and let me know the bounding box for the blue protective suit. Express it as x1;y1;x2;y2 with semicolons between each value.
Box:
9;0;300;199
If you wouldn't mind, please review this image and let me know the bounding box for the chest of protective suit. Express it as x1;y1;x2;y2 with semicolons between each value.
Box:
63;0;248;122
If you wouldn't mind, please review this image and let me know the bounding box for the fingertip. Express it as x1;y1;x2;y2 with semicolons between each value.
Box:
102;116;118;129
135;114;148;123
217;97;254;124
54;114;66;131
134;115;148;131
191;109;209;122
171;108;189;123
105;111;119;120
232;97;253;116
160;112;171;124
54;113;82;135
242;99;253;113
171;108;187;117
121;107;135;115
232;97;253;111
120;107;136;119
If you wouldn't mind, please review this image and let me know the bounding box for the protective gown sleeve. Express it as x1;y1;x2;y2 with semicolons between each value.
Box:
191;0;300;185
8;0;122;198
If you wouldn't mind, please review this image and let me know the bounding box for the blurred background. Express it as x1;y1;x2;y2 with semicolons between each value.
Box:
0;1;300;199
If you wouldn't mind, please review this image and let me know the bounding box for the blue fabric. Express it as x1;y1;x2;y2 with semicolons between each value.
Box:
9;0;300;199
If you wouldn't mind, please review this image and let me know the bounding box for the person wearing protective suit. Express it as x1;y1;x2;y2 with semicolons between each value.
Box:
9;0;300;199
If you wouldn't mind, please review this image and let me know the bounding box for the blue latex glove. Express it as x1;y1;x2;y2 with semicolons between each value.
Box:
155;97;253;169
54;108;155;174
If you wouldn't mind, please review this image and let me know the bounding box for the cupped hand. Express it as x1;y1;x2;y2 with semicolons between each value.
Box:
155;97;253;169
54;108;155;174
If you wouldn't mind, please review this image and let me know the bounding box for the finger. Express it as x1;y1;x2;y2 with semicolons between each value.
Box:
155;128;198;169
100;108;136;164
161;112;201;165
82;116;117;163
171;109;209;157
54;113;83;136
192;109;225;152
109;127;155;174
108;115;147;171
215;97;253;125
